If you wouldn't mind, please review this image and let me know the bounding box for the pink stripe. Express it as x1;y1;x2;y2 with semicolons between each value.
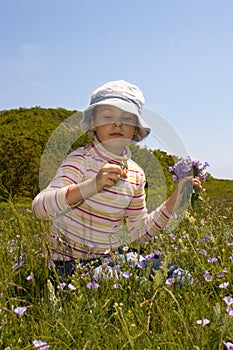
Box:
62;213;119;236
152;219;162;229
77;206;119;223
54;175;76;183
161;209;170;220
62;164;84;176
55;191;62;211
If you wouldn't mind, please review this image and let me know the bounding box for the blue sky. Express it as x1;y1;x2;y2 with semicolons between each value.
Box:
1;0;233;180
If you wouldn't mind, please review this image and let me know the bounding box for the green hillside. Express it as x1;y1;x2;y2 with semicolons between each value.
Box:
0;107;232;202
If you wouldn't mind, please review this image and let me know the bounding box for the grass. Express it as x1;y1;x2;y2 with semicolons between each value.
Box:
0;197;233;349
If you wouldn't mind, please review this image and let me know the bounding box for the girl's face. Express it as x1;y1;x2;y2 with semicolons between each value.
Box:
91;105;138;154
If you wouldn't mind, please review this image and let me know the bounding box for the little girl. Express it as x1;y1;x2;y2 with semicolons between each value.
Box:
32;80;201;284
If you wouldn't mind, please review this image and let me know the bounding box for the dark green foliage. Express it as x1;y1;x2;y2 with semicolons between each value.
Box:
0;107;85;199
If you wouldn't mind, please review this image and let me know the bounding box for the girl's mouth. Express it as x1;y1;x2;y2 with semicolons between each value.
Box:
109;133;123;137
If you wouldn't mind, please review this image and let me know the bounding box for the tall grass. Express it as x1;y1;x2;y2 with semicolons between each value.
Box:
0;198;233;349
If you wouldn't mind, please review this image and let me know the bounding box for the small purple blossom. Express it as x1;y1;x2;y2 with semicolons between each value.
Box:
122;271;132;278
202;271;213;282
166;278;175;285
155;250;163;256
145;253;155;259
48;261;55;268
207;257;218;263
113;283;120;289
199;249;207;256
228;309;233;317
12;260;24;270
87;282;99;289
68;283;76;291
223;296;233;307
93;273;100;281
14;306;27;315
122;246;129;252
26;274;34;281
58;282;67;289
32;340;50;349
196;318;210;326
216;272;224;278
223;341;233;350
219;282;229;289
138;261;146;268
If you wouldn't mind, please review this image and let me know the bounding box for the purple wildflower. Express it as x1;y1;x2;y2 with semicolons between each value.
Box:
219;282;229;289
228;309;233;317
58;282;66;289
87;282;99;289
223;296;233;307
166;278;175;285
223;341;233;350
138;261;146;268
26;274;34;281
93;273;100;281
202;271;213;282
196;318;210;326
207;257;218;263
14;306;27;315
32;340;50;349
171;158;193;181
216;272;224;278
122;271;132;278
203;237;210;242
122;246;129;252
155;250;163;256
145;253;155;259
199;249;207;256
12;260;24;270
68;283;76;291
113;283;120;289
48;261;55;268
168;166;173;173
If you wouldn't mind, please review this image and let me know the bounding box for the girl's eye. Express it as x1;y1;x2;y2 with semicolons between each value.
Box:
123;117;134;123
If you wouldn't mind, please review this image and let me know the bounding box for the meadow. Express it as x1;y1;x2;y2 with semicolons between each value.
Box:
0;196;232;350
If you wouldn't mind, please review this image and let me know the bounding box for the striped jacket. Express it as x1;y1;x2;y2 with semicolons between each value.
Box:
32;139;171;260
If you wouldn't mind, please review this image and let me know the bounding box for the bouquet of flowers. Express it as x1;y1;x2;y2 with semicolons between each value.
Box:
168;157;210;205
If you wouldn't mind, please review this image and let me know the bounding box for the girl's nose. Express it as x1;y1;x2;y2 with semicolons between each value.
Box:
113;121;122;127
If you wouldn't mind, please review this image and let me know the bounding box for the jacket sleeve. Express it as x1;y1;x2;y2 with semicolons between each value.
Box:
32;151;86;220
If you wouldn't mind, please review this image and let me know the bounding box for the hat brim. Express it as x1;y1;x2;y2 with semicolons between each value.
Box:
80;98;151;142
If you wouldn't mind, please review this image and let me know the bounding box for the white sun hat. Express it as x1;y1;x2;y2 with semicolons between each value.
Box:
80;80;151;142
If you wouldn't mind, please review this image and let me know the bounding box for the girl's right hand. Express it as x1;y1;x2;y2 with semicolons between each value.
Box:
95;163;127;192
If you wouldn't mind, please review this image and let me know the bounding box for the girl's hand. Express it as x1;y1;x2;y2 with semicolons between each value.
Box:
165;176;204;214
95;163;128;192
